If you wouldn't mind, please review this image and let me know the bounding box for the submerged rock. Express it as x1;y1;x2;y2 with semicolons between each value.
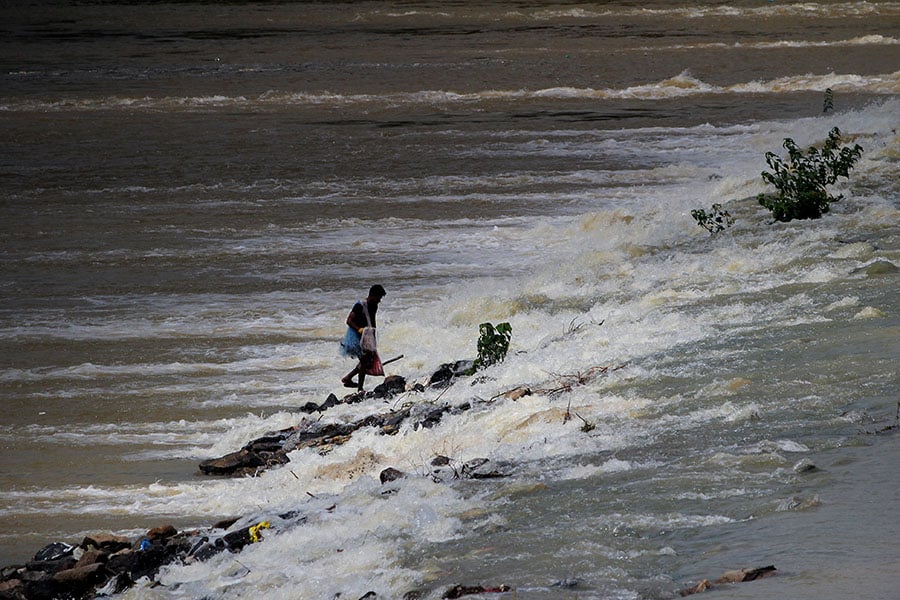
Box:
442;584;511;598
715;565;776;583
857;259;898;276
428;360;474;388
679;578;712;596
679;565;776;596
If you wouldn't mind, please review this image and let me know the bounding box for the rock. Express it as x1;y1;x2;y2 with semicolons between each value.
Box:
105;549;137;575
551;577;580;588
373;375;406;398
679;579;712;596
146;525;178;541
463;458;489;471
73;549;107;569
428;360;472;388
428;364;455;387
101;571;134;595
22;577;58;600
469;470;506;480
450;401;471;414
451;360;475;375
212;517;241;530
24;557;75;574
416;406;449;429
443;584;510;598
715;565;776;583
0;578;23;594
503;387;531;400
381;407;411;429
320;393;342;410
222;527;254;552
793;459;819;473
199;449;266;475
343;390;367;403
128;545;175;581
187;538;227;562
380;467;405;484
53;562;111;595
680;565;775;596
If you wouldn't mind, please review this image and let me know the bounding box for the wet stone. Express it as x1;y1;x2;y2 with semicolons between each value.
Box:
379;467;405;484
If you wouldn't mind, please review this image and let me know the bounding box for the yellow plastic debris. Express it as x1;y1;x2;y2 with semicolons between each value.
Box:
249;521;271;543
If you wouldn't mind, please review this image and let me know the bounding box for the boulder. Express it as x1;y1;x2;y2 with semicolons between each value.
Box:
320;393;342;410
379;467;405;484
105;549;137;575
22;577;58;600
199;449;266;475
373;375;406;398
128;545;172;581
73;549;107;569
416;406;450;429
0;578;23;594
146;524;178;541
53;562;111;595
24;557;75;574
187;538;227;563
81;533;133;553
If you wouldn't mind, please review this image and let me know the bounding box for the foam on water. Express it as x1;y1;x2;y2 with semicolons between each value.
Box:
3;71;898;112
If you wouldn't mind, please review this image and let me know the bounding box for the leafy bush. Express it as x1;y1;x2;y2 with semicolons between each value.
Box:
691;203;735;234
472;322;512;372
757;127;863;222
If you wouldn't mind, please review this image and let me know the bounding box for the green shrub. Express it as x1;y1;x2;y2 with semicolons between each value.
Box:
691;203;735;234
757;127;863;222
472;322;512;372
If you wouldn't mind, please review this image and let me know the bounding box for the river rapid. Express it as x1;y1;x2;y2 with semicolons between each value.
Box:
1;2;898;598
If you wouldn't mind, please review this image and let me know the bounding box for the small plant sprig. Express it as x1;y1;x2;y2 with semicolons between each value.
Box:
470;321;512;373
691;203;735;234
757;127;863;222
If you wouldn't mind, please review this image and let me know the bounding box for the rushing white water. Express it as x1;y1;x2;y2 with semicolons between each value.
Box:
3;70;898;111
1;1;898;598
5;99;898;599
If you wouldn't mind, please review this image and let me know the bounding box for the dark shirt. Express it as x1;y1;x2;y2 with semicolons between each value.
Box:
347;300;377;330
